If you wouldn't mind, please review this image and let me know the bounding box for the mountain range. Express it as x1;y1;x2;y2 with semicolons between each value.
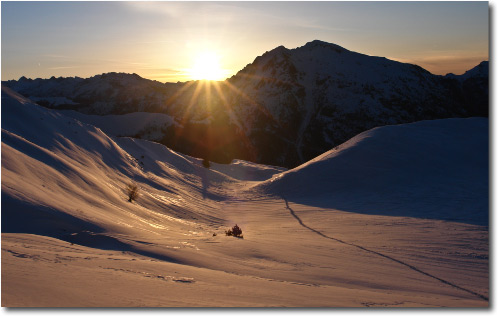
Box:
2;40;488;168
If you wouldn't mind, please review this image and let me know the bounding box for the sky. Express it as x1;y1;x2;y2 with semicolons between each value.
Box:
1;1;489;83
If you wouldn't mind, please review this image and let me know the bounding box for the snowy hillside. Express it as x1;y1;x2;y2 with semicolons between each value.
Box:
1;86;282;231
2;40;488;168
1;86;488;307
59;110;178;142
256;118;488;226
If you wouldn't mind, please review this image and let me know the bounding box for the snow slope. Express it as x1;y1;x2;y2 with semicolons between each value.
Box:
59;110;177;142
257;118;488;226
1;86;488;307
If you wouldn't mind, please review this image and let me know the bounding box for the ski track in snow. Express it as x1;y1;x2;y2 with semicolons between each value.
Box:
282;197;489;302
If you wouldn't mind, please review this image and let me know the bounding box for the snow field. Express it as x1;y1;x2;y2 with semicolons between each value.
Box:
1;86;488;306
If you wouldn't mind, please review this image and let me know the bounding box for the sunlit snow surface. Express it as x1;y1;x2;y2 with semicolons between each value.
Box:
1;86;488;307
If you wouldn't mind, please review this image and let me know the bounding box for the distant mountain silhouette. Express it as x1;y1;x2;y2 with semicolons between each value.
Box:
3;40;488;168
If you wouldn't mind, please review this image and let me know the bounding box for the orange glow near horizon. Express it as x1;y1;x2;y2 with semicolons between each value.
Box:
1;2;488;83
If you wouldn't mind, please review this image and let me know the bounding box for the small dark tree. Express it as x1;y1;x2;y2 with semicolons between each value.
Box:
202;158;210;168
225;224;243;238
126;183;139;202
231;224;242;237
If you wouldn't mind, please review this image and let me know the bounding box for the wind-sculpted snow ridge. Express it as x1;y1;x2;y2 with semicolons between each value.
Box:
1;85;284;246
1;86;235;248
256;118;488;225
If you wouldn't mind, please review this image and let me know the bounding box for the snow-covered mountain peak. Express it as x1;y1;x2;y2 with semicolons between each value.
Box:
90;72;145;82
270;45;289;54
299;39;348;53
460;61;489;79
245;45;291;69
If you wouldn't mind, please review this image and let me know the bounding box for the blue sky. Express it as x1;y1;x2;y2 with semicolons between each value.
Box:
1;1;489;82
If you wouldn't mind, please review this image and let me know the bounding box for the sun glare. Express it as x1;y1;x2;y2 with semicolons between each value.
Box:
189;51;227;81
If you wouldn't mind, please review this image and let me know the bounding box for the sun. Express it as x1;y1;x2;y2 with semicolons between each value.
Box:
189;51;227;81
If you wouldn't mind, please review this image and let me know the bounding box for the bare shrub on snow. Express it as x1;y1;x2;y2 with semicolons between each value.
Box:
126;183;139;202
